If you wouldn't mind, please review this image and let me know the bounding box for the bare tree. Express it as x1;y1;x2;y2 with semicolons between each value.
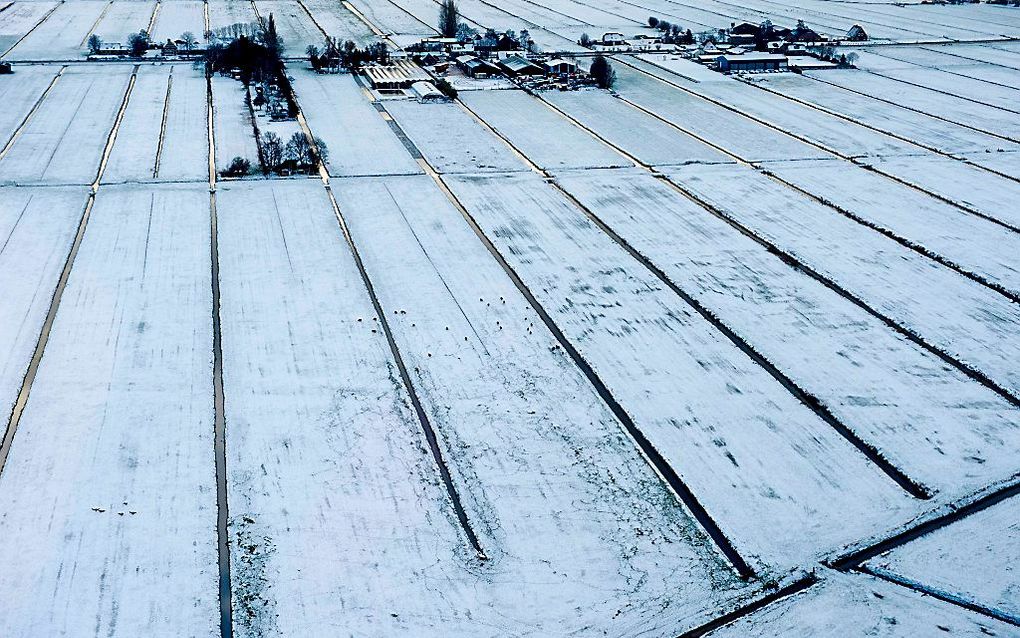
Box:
260;132;284;172
181;31;197;51
87;34;102;54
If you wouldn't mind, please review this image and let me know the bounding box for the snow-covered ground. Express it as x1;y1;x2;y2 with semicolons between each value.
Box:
2;3;1019;633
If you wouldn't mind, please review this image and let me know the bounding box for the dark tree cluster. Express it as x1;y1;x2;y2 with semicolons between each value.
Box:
439;0;459;38
589;54;616;89
646;18;695;45
205;14;284;84
308;38;390;72
258;131;328;175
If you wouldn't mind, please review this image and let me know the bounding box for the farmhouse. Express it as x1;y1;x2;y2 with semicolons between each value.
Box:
602;32;626;45
716;53;788;72
846;24;869;41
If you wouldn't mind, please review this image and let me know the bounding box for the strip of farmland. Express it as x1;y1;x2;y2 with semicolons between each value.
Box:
0;65;134;185
215;179;481;637
154;65;210;181
207;0;259;31
211;74;261;176
333;173;762;635
806;70;1020;143
666;162;1020;400
300;0;376;45
445;171;921;573
610;63;829;162
865;494;1020;623
149;0;206;44
623;57;922;159
763;158;1020;298
706;570;1018;636
554;169;1020;497
384;100;529;174
745;71;1018;156
92;0;157;44
0;183;219;637
0;64;61;147
0;186;89;419
0;2;58;55
251;0;326;52
459;89;630;170
5;0;108;60
540;88;734;167
103;65;173;183
289;69;421;176
864;47;1020;88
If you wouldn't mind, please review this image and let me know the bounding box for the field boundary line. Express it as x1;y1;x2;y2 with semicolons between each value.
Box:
153;66;174;178
79;0;113;48
206;68;234;638
147;0;162;37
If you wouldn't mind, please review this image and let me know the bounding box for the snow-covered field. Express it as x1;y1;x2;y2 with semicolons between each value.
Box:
289;69;422;176
2;1;1020;633
460;89;629;170
0;64;132;185
0;183;219;637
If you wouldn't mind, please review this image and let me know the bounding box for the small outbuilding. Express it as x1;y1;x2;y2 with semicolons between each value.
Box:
410;81;446;102
545;57;577;75
457;55;502;77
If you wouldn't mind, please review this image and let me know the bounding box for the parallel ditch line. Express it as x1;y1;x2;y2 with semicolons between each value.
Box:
616;57;1020;300
294;0;331;41
592;82;1020;408
79;0;113;48
286;73;487;560
620;55;1020;227
527;91;932;499
147;0;162;37
858;565;1020;627
153;66;174;178
869;48;1020;92
1;0;63;57
203;0;210;38
432;96;756;579
917;44;1020;71
675;575;818;638
727;74;1020;234
206;69;233;638
829;477;1020;570
243;83;269;174
758;166;1020;305
0;65;66;162
0;66;138;478
862;66;1020;115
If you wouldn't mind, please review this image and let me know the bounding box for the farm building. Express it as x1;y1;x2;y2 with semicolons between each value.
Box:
363;59;430;89
846;24;869;41
410;81;446;102
602;32;626;45
457;55;502;78
716;53;788;72
545;58;578;75
499;55;544;77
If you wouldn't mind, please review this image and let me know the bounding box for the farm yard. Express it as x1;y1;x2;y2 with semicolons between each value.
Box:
1;0;1020;634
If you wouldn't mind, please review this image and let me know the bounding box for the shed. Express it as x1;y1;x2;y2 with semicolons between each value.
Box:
457;55;501;77
498;55;544;77
716;53;788;72
411;81;446;102
545;57;577;75
363;59;430;89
